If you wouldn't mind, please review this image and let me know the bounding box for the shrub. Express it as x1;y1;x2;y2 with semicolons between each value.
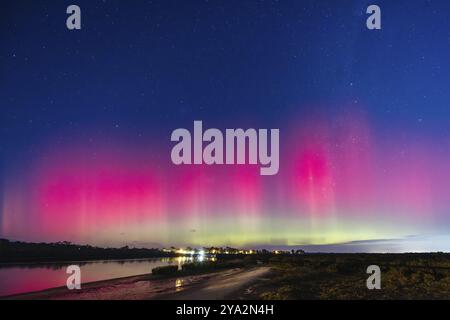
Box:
152;265;179;275
181;260;244;272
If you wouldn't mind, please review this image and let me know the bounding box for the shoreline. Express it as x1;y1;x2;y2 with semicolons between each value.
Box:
2;272;154;300
3;267;271;300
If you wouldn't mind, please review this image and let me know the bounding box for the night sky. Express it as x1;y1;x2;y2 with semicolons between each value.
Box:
2;0;450;252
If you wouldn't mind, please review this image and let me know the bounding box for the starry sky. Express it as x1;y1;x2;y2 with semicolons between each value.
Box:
2;0;450;252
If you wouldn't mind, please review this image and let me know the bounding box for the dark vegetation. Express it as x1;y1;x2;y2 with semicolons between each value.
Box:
182;260;245;272
151;260;246;277
0;239;176;263
237;253;450;300
151;265;179;275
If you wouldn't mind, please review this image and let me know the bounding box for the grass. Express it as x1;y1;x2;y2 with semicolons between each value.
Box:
238;253;450;300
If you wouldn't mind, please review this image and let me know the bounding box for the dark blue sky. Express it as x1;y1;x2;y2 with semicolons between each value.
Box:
3;0;450;158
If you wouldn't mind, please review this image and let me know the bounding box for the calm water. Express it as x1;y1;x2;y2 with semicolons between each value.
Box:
0;256;202;297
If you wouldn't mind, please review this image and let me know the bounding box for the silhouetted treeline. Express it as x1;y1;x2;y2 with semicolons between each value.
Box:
0;239;176;263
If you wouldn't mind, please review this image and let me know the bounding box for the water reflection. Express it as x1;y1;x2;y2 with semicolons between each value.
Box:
175;278;184;292
176;256;190;270
0;256;213;297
